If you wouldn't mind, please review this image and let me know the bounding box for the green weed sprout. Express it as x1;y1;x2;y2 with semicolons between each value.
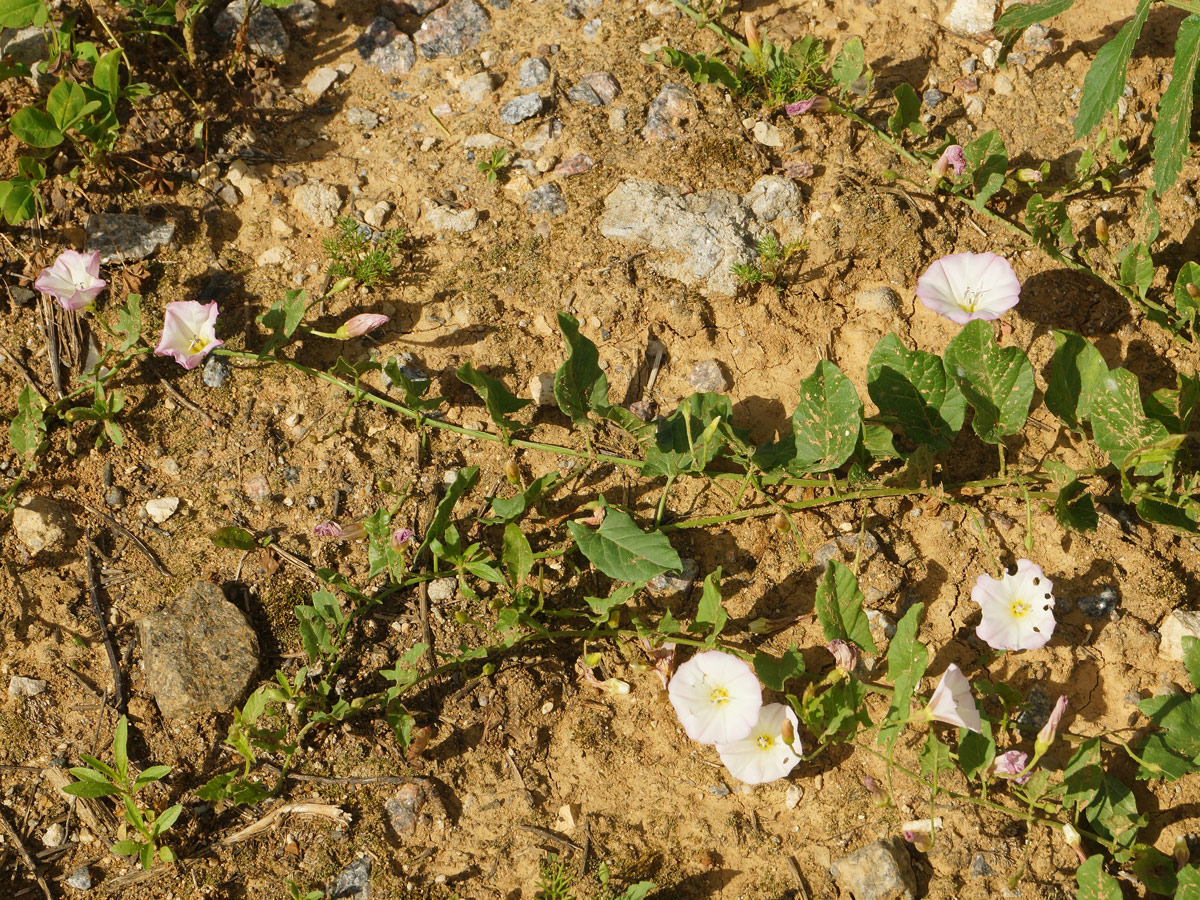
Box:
732;232;804;289
477;147;510;183
323;216;408;289
62;716;182;870
536;853;574;900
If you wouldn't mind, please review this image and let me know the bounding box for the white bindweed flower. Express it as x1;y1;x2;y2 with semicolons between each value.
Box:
972;560;1056;651
155;301;223;370
924;664;982;733
915;252;1021;324
715;703;801;785
34;250;107;311
668;650;762;745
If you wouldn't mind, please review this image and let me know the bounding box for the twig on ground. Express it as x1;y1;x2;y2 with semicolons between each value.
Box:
83;539;126;713
36;296;64;399
221;802;351;845
0;339;50;404
517;825;582;852
156;376;219;428
0;803;52;900
81;504;171;576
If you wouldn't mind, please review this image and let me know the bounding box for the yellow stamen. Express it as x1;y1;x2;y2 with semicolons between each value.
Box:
756;735;774;750
709;687;729;706
1010;599;1031;619
186;336;209;354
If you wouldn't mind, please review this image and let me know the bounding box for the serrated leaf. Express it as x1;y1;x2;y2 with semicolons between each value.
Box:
877;602;928;748
1075;856;1123;900
209;526;259;551
1025;194;1075;251
943;320;1034;443
1055;480;1098;531
1075;0;1152;139
788;360;863;473
692;567;726;642
887;83;925;137
1153;15;1200;197
456;362;530;443
830;37;864;92
815;560;877;654
994;0;1074;33
567;504;681;582
1045;330;1108;433
415;466;479;559
963;130;1008;209
754;648;805;691
866;334;965;451
9;106;63;148
502;523;533;588
1087;367;1169;467
554;313;608;426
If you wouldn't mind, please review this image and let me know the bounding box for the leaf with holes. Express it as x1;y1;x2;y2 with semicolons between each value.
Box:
867;334;965;451
788;360;863;473
1087;367;1169;468
1045;330;1108;434
1075;856;1123;900
1153;15;1200;197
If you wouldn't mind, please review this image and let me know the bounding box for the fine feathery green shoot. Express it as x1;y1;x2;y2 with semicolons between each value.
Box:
323;216;408;288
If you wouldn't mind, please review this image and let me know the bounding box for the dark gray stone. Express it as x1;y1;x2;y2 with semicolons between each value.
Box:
969;853;994;877
642;82;696;142
104;487;125;508
517;56;550;88
1014;685;1053;738
838;530;880;559
137;582;260;721
86;214;175;264
328;857;371;899
213;0;289;56
1076;585;1119;617
356;17;416;75
202;354;232;388
648;558;699;599
524;183;567;217
568;71;620;106
282;0;318;27
922;88;945;109
413;0;489;59
830;838;917;900
500;92;545;124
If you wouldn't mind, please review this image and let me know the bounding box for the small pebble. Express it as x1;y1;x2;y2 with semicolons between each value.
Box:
1076;586;1119;617
104;486;125;508
688;359;728;393
428;577;458;602
43;823;65;848
202;355;232;388
145;497;180;524
66;866;92;890
517;56;550;88
500;93;545;125
244;474;271;503
8;676;47;698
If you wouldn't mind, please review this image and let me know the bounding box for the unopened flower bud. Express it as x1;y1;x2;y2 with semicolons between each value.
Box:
932;144;967;178
862;776;890;807
903;829;932;852
1176;835;1190;871
1016;168;1043;184
1095;216;1109;244
1034;695;1068;757
338;313;389;338
1062;823;1087;864
504;459;521;483
313;520;367;540
742;14;760;54
772;511;790;533
784;96;830;116
781;716;795;747
827;639;858;672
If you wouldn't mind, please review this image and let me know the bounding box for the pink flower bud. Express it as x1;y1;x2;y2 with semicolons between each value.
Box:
1034;695;1069;756
827;639;858;673
1016;168;1043;184
931;145;966;178
339;313;389;338
313;521;367;540
784;96;830;116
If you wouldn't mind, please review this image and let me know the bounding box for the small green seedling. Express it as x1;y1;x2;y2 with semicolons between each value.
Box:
732;232;804;289
62;716;182;870
323;216;408;288
477;147;510;183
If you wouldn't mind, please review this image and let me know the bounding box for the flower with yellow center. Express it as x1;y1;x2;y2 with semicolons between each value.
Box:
668;650;762;745
971;560;1056;651
715;703;802;784
155;301;224;370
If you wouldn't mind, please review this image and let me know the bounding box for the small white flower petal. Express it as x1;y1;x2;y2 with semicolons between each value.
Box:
915;252;1021;323
668;651;762;745
716;703;801;785
155;300;223;370
972;560;1055;651
925;664;982;733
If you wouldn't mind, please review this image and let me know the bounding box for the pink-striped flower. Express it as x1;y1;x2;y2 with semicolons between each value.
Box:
155;301;223;369
35;250;106;310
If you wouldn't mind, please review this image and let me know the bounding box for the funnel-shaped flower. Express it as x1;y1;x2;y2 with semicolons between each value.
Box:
925;664;982;733
35;250;107;311
915;252;1021;324
972;560;1056;651
931;145;966;178
993;750;1032;784
715;703;801;785
668;650;762;745
155;301;223;369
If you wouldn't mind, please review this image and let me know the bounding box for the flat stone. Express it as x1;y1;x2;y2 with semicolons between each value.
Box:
463;132;510;151
854;286;902;313
413;0;489;59
145;497;179;524
0;26;47;67
386;782;427;835
226;160;261;199
530;372;555;406
943;0;995;34
12;496;76;555
500;92;545;125
282;0;319;28
86;214;175;264
607;106;627;131
423;201;479;233
648;558;699;599
459;71;498;101
753;120;784;147
517;56;550;88
8;676;47;698
553;153;593;177
328;857;371;900
65;866;92;890
1161;610;1200;661
136;582;260;721
428;577;458;602
688;359;728;393
346;107;379;129
364;201;392;228
213;0;289;56
600;176;802;296
642;82;696;141
525;183;567;217
292;181;341;228
923;88;945;109
569;71;621;106
830;838;917;900
356;17;417;75
202;354;232;388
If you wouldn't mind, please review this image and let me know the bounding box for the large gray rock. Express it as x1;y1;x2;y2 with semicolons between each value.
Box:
356;17;416;75
86;215;175;264
12;496;76;555
413;0;489;58
137;582;260;721
599;176;803;296
830;838;917;900
213;0;289;56
292;181;342;228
